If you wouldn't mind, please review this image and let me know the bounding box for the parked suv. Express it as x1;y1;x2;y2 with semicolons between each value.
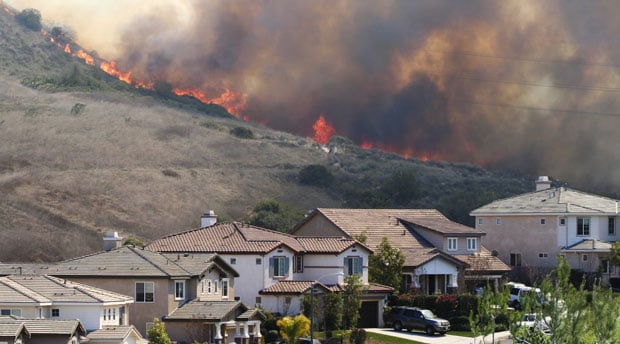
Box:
507;282;542;310
384;306;450;335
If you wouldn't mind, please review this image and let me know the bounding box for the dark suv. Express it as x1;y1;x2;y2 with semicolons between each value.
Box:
384;306;450;335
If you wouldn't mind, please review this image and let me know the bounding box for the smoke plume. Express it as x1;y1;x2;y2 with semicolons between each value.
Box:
9;0;620;191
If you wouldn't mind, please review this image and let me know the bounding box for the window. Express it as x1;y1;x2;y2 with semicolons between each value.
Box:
478;218;484;225
401;274;413;292
540;219;546;225
559;217;566;226
538;252;548;259
447;237;457;251
496;218;502;225
207;279;212;294
293;255;303;273
230;258;237;265
344;256;363;276
577;217;590;236
256;297;262;305
270;256;288;277
0;309;20;316
256;258;262;265
201;279;205;294
582;254;588;262
175;281;185;300
136;282;154;303
510;253;522;267
609;217;616;235
51;308;60;317
214;280;219;293
222;279;229;298
467;238;477;251
601;259;611;273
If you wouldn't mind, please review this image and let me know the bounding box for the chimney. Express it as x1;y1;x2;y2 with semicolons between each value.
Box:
103;231;123;251
201;210;218;227
535;176;552;191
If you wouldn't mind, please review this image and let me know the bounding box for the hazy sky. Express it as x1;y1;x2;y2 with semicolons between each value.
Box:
7;0;620;191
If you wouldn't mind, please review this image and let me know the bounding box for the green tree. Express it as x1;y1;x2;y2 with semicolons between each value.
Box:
590;284;620;344
323;292;343;334
468;284;509;344
15;8;42;31
342;274;364;330
147;318;172;344
246;199;304;232
123;236;144;247
277;315;310;344
369;237;404;293
381;168;418;206
610;241;620;267
298;164;334;188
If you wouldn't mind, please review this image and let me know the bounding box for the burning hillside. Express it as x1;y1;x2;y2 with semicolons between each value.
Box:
6;0;620;191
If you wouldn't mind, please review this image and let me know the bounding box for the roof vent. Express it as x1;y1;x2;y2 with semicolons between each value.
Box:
535;176;552;191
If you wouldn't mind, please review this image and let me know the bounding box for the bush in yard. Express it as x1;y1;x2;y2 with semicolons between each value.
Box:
349;328;366;344
434;293;457;319
449;316;471;331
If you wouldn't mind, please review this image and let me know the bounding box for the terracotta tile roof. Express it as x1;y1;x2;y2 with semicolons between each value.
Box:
0;275;132;304
300;209;448;250
86;325;143;341
164;300;247;321
160;253;239;277
147;222;366;254
470;187;620;215
259;281;330;295
456;247;511;272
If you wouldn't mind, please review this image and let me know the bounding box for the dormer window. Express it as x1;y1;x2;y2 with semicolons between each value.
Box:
447;237;457;251
270;256;289;277
467;238;478;251
344;256;363;276
577;218;590;236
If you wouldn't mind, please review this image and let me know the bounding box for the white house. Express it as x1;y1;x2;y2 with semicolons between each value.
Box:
0;275;133;331
146;213;393;328
470;176;620;284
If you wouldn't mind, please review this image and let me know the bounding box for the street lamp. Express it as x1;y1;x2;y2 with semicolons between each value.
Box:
310;272;344;343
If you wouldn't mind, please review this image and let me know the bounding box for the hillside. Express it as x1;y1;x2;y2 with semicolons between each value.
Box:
0;6;533;262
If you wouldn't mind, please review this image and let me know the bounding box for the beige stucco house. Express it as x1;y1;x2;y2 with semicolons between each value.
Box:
292;208;510;294
470;176;620;284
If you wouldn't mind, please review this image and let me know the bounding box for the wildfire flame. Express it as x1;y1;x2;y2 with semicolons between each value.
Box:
312;115;336;145
73;49;95;65
100;60;132;84
173;87;248;120
64;43;71;54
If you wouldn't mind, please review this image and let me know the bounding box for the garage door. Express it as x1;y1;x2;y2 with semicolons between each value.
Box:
358;301;379;328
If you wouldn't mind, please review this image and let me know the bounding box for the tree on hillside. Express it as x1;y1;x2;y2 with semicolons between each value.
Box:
342;274;363;330
381;168;419;206
298;164;334;188
15;8;42;31
369;237;404;293
246;199;304;232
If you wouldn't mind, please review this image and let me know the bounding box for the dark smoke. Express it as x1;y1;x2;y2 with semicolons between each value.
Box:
12;0;620;191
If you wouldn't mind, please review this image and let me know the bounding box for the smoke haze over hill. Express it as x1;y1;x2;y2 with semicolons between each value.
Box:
9;0;620;191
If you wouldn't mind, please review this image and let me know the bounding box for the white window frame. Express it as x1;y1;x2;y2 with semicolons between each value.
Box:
222;278;229;298
559;217;566;226
230;257;237;265
538;252;548;259
540;218;546;225
174;280;186;300
577;217;591;236
135;282;155;303
466;237;477;251
207;279;212;294
293;255;304;273
214;280;219;294
609;217;616;235
447;237;457;251
201;279;205;294
272;256;288;277
51;308;60;317
478;218;484;225
496;218;502;225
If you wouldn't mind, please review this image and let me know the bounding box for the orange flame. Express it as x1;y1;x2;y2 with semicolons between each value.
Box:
312;115;336;145
100;60;132;84
64;43;71;54
173;87;248;120
73;49;94;65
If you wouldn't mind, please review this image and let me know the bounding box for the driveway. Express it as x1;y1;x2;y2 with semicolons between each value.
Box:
365;328;512;344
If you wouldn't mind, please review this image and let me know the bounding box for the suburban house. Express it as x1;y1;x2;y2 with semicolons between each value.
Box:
292;208;511;294
0;274;133;331
0;243;261;344
470;176;620;284
146;213;393;328
0;316;88;344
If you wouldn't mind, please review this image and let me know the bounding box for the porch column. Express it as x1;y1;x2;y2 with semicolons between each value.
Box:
214;322;223;344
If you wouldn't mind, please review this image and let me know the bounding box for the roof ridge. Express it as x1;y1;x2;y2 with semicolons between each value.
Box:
1;276;51;304
129;246;190;277
46;276;131;302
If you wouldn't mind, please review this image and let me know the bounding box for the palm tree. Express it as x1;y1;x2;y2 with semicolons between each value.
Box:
277;314;310;344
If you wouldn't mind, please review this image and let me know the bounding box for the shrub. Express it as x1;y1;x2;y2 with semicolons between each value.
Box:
15;8;42;31
434;293;457;319
449;316;471;331
230;126;254;139
298;165;333;188
349;328;366;344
